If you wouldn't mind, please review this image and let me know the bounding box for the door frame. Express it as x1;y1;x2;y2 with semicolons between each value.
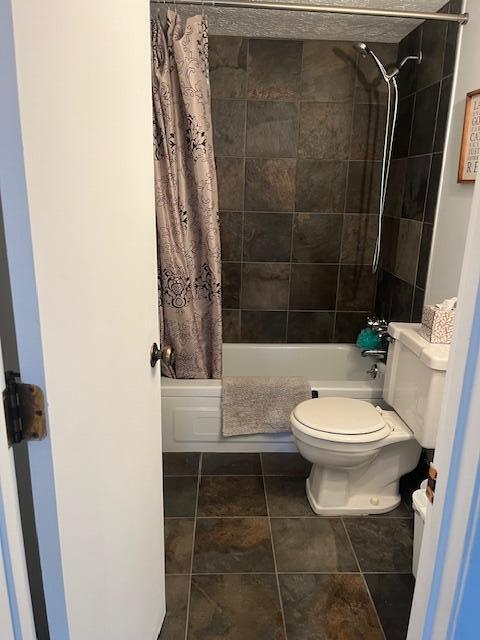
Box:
0;346;36;638
407;135;480;638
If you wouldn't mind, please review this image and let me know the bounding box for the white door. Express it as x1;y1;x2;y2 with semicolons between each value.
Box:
0;1;165;639
0;346;36;639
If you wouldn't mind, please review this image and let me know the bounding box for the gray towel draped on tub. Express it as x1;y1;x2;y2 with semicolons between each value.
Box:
222;376;312;437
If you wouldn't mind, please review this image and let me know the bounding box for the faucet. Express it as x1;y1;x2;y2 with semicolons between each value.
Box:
362;348;387;361
357;316;393;364
362;317;390;364
367;316;389;340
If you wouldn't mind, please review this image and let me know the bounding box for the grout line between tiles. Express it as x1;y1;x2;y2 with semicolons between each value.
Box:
191;571;277;576
239;210;245;340
163;474;200;478
198;471;313;479
222;306;374;313
183;453;202;640
335;72;362;338
361;571;388;640
184;514;413;520
187;570;399;576
237;39;249;340
193;515;269;520
340;517;363;574
406;90;418;161
285;72;304;346
199;470;263;478
341;517;387;640
406;52;446;318
276;570;361;575
361;570;415;575
260;454;289;640
171;513;412;520
223;256;374;265
285;203;296;342
230;209;380;215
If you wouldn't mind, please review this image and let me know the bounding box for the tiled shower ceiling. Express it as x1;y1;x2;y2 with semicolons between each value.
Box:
151;0;455;42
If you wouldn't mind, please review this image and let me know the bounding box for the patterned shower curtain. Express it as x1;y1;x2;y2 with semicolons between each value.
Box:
151;11;222;379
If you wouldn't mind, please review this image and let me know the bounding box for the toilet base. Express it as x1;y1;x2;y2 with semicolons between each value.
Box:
293;416;422;516
306;476;401;515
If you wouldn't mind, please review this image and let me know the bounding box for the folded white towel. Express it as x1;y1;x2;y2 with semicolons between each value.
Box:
222;376;311;437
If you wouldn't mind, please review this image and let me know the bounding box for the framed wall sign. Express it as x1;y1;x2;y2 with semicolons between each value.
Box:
458;88;480;183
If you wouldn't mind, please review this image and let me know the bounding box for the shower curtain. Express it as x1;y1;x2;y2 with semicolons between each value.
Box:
151;10;222;379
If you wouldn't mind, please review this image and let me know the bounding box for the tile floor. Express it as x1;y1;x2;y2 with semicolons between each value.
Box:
160;452;416;640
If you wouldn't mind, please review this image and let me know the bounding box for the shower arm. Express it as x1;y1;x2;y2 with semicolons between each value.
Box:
398;52;423;70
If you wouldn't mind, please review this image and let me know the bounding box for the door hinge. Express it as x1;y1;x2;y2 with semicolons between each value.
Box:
426;463;437;504
3;371;47;446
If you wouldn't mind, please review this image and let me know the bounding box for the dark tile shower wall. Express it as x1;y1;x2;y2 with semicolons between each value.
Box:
210;36;398;343
375;0;459;323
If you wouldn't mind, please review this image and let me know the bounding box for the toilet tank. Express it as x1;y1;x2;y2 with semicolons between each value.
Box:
383;323;450;448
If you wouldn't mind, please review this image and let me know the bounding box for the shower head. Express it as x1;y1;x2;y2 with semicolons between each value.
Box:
353;42;371;58
354;41;423;81
354;42;390;83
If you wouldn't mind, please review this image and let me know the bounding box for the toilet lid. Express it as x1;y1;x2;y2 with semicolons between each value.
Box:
292;397;386;436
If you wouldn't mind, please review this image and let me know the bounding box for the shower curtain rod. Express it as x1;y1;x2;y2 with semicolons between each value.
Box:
152;0;469;24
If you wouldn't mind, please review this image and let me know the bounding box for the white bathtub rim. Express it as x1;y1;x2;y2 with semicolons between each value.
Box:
161;378;383;399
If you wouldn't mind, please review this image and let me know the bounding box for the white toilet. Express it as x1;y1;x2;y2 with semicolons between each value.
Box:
290;323;450;515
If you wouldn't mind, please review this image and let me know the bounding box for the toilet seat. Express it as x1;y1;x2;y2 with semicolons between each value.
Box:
291;397;392;444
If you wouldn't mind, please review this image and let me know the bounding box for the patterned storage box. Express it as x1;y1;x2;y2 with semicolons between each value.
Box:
420;304;455;344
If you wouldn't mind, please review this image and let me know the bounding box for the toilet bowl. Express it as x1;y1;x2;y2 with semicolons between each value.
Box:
290;322;450;516
290;398;421;515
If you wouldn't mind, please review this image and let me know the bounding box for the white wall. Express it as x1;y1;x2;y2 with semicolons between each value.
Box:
426;0;479;303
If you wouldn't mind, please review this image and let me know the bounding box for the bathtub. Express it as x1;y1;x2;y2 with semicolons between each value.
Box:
161;343;383;452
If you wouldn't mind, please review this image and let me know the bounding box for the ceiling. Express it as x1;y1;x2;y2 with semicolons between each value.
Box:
150;0;454;42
